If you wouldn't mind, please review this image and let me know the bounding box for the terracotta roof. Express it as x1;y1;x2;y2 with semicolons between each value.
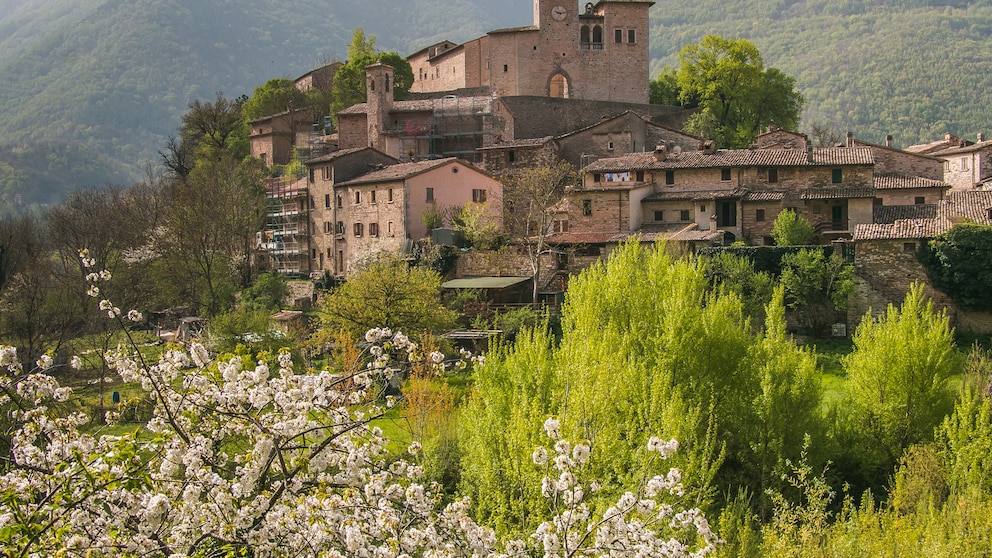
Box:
874;174;951;190
307;147;394;165
854;220;950;240
800;187;875;200
944;190;992;223
545;231;627;244
904;135;967;155
742;190;788;202
584;147;873;172
873;204;939;224
338;158;463;186
932;139;992;156
643;187;745;202
488;25;539;34
855;191;992;241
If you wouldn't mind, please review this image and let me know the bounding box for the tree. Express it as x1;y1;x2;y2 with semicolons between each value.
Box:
319;254;457;338
779;249;853;336
240;78;310;122
844;283;961;473
668;35;803;149
922;223;992;311
329;28;414;122
771;209;816;246
496;155;579;307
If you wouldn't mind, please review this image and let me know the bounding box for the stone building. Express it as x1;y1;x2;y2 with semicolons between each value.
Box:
570;145;876;246
306;147;400;274
929;134;992;191
408;0;654;104
330;158;503;276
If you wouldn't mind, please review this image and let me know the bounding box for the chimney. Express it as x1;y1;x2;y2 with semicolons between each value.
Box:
700;140;716;154
709;214;717;232
653;145;667;161
846;131;854;148
886;135;893;148
945;132;954;141
807;144;814;163
980;132;986;143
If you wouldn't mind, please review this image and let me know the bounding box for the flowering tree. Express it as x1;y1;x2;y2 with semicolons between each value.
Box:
0;253;717;557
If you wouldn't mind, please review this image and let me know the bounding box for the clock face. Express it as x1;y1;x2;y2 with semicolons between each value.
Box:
551;5;567;20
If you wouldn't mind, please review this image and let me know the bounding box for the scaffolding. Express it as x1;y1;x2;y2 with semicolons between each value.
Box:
258;176;311;277
395;95;496;162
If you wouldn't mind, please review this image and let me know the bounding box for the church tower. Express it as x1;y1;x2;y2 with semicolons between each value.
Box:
365;63;394;151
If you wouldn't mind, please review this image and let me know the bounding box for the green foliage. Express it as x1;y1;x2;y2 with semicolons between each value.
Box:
329;28;414;122
241;78;310;122
771;210;816;246
779;249;854;336
844;283;961;474
240;272;288;313
319;254;457;338
701;251;775;328
673;35;803;148
649;66;684;106
921;223;992;311
207;307;289;355
697;245;836;276
454;203;504;250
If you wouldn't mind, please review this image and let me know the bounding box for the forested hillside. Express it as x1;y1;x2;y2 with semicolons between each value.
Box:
2;0;992;207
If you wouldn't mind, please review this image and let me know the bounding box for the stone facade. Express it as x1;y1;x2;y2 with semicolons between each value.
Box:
306;148;399;274
556;111;701;168
932;136;992;190
249;108;315;166
331;158;503;276
409;0;654;104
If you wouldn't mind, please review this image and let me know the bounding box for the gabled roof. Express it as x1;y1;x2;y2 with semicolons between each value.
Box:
854;191;992;240
584;147;874;172
338;158;481;186
338;95;493;116
874;174;951;190
477;136;555;150
555;110;702;143
800;187;875;200
306;147;396;165
742;190;789;202
643;188;746;202
932;139;992;157
873;204;939;224
905;134;969;155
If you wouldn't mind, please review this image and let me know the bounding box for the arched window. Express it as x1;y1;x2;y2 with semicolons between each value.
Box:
580;25;591;49
550;73;569;98
592;25;603;49
385;74;390;91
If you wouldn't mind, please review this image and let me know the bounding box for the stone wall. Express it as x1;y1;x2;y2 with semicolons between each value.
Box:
870;146;943;180
852;238;992;333
878;187;946;206
454;248;559;289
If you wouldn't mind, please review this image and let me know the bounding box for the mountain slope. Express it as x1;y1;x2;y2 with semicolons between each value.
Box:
2;0;992;207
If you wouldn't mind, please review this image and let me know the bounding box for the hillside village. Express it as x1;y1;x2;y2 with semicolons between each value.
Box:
251;0;992;333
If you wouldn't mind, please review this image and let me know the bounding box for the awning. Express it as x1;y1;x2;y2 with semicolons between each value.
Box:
441;276;531;289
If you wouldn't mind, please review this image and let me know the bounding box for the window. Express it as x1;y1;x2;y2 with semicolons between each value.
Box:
322;166;332;181
636;170;644;182
721;168;732;181
654;210;664;222
327;248;332;258
354;191;361;204
831;168;843;184
508;150;516;163
665;170;675;185
580;25;590;48
903;242;917;253
608;141;614;151
324;194;331;208
336;195;343;208
615;29;623;43
369;222;379;237
628;29;636;43
388;221;394;236
553;219;569;233
309;168;315;183
353;222;363;237
503;64;508;72
961;157;970;171
768;168;779;183
337;250;344;271
388;188;394;202
915;196;926;205
336;221;344;234
680;209;690;221
700;204;706;213
324;221;332;234
426;188;434;202
472;189;487;203
371;190;377;204
593;173;601;183
592;25;603;48
756;209;765;222
582;199;592;216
